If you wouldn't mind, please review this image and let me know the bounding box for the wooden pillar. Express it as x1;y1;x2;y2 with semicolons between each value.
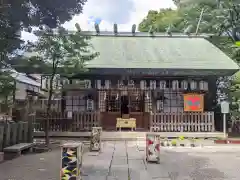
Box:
146;133;160;164
4;123;11;147
0;126;4;151
27;114;34;143
10;123;18;145
22;122;28;143
61;142;83;180
17;122;23;143
90;127;102;151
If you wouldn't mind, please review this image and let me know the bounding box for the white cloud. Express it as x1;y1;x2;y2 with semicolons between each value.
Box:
22;0;176;41
64;0;176;31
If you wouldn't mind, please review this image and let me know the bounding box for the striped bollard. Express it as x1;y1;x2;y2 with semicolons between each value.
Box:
90;127;102;152
146;133;160;164
61;142;83;180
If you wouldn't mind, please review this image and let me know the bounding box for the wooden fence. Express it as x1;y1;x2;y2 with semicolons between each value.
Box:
150;112;215;132
34;111;101;132
0;121;32;151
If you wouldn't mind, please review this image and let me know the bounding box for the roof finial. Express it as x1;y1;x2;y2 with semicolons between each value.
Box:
94;23;100;35
184;25;193;36
132;24;136;35
166;25;172;36
148;25;155;36
114;23;118;35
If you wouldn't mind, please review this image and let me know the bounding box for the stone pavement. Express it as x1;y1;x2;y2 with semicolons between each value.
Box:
0;141;240;180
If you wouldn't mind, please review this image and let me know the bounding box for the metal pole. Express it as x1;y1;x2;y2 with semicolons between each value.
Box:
195;8;204;35
223;113;226;138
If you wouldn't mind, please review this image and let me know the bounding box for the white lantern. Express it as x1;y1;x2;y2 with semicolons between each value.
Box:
181;80;188;90
105;80;110;89
159;80;166;90
200;81;208;91
140;80;146;90
172;80;179;90
150;80;156;90
190;80;197;90
97;80;101;89
87;99;94;110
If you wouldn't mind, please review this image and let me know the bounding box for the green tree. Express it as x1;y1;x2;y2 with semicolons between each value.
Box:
26;24;99;146
138;0;240;118
0;0;88;110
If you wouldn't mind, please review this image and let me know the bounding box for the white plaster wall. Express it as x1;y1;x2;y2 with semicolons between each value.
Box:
15;82;27;100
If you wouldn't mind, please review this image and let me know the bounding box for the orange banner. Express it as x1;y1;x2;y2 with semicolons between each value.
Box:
183;94;204;112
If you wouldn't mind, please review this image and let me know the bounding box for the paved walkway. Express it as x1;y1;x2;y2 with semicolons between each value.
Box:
0;141;240;180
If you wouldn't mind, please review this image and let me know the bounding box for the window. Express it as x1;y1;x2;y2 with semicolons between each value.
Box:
105;91;120;112
129;92;143;112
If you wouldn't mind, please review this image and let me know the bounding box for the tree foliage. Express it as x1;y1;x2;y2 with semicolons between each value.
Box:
138;0;240;115
26;24;99;145
0;0;88;114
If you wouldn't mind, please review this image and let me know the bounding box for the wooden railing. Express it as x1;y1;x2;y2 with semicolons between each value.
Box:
150;112;215;132
34;111;100;132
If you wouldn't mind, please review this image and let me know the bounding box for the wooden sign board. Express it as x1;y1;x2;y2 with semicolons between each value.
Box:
183;94;204;112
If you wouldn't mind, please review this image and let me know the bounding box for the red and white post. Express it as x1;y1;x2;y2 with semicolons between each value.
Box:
146;133;160;164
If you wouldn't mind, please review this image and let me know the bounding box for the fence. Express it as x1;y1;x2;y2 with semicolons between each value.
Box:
0;121;32;151
150;112;215;132
34;111;100;132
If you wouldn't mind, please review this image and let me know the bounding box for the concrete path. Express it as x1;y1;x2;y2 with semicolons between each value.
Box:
0;141;240;180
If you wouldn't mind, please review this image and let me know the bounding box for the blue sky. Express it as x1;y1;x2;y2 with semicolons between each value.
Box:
21;0;176;41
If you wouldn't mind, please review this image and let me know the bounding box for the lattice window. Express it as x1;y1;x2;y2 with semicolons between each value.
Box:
87;99;94;111
105;91;120;112
129;90;143;112
162;89;183;112
65;95;86;112
99;91;106;112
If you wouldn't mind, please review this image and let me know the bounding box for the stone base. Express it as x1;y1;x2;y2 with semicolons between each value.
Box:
0;152;4;162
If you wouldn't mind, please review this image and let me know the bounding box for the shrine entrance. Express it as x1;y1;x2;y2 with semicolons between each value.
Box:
120;95;129;116
101;87;150;130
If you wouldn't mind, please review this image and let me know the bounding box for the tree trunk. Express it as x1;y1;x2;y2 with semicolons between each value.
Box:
45;68;56;147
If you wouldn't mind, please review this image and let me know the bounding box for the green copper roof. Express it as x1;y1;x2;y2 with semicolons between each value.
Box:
86;34;239;72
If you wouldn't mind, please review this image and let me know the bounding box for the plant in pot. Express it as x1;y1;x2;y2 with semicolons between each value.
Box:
171;139;177;146
179;135;185;146
190;137;196;147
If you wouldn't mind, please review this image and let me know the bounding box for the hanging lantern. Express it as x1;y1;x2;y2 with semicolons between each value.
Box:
104;92;106;100
190;80;197;90
146;92;149;99
87;99;94;110
140;80;146;90
105;80;110;89
97;80;101;89
159;80;166;90
172;80;179;90
150;80;156;90
181;80;188;90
